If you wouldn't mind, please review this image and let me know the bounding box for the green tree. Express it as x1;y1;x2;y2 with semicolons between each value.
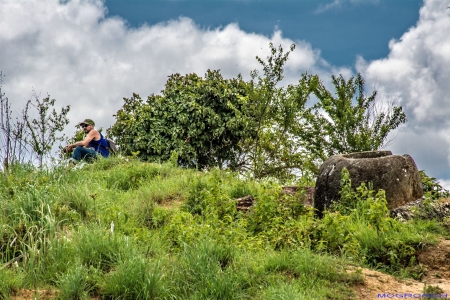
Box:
241;43;317;180
108;45;407;182
0;73;30;169
24;91;70;166
308;73;407;160
108;70;254;169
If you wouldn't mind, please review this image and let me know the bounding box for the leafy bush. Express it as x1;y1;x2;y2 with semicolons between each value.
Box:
183;170;238;220
317;168;437;275
108;70;254;170
108;44;408;182
308;73;407;160
420;170;450;200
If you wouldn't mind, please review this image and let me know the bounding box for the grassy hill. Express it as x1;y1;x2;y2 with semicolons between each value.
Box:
0;157;448;299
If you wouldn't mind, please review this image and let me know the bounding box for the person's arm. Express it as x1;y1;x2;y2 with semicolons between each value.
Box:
65;131;97;152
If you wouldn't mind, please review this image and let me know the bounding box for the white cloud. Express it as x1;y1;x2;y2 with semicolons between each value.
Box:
437;179;450;191
315;0;379;14
0;0;340;135
357;0;450;179
2;0;450;186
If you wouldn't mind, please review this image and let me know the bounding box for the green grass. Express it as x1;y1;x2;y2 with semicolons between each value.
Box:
0;156;448;299
0;268;23;299
57;265;91;300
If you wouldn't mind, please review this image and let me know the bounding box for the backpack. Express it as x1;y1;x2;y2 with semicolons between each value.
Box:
105;137;118;155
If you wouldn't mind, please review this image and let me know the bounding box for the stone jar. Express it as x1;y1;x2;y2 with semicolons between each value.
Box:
314;150;423;216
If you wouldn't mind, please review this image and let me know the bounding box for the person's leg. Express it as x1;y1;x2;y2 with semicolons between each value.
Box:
72;146;97;162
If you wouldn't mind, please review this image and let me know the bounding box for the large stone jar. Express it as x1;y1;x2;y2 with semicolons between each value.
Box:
314;150;423;216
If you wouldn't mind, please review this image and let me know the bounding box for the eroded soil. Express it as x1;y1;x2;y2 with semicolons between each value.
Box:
354;239;450;299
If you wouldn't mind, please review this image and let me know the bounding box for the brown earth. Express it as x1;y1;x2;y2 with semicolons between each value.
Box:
353;239;450;299
12;289;56;300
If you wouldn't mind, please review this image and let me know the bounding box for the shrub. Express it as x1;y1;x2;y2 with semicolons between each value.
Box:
420;170;450;200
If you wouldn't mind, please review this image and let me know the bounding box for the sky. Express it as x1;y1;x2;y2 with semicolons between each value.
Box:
1;0;450;187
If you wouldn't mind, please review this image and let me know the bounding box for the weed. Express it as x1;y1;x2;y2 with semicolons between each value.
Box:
422;283;444;294
57;265;90;300
0;268;23;299
101;257;164;299
1;158;448;298
75;226;136;272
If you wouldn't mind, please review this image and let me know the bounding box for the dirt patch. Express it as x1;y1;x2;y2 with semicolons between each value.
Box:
417;239;450;286
12;290;102;300
12;289;56;300
353;239;450;299
159;198;183;210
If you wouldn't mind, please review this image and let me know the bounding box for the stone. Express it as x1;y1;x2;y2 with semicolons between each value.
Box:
235;186;315;212
314;150;423;216
390;198;450;222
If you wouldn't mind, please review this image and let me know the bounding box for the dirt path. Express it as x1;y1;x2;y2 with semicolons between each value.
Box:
354;239;450;299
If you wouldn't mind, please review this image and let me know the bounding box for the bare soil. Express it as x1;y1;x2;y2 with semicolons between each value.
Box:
353;239;450;299
12;289;56;300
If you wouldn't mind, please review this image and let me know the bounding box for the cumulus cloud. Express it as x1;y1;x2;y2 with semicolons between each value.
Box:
357;0;450;179
1;0;450;184
0;0;339;135
437;179;450;191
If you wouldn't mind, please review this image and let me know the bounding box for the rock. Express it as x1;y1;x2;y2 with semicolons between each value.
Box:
236;195;254;211
281;186;315;206
390;198;450;222
235;186;315;212
314;150;423;216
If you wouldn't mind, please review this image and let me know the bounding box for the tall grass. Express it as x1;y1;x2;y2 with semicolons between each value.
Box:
102;258;164;299
0;157;448;299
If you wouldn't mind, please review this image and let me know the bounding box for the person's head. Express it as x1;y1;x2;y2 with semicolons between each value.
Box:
77;119;95;133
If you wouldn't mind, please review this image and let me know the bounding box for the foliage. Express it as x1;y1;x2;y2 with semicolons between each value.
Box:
109;44;408;182
101;258;163;299
0;74;70;169
0;73;31;169
57;265;91;300
420;170;450;200
320;168;436;277
242;43;318;180
0;154;447;299
0;268;23;299
262;248;362;299
333;168;389;225
308;73;407;160
24;91;70;166
108;70;254;170
423;283;444;295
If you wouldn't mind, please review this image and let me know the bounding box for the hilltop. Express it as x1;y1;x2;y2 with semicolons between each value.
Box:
1;157;449;299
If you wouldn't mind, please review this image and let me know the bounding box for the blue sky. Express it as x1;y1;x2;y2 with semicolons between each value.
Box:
1;0;450;186
105;0;422;67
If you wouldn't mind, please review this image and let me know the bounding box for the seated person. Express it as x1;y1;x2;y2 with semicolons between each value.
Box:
65;119;109;162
